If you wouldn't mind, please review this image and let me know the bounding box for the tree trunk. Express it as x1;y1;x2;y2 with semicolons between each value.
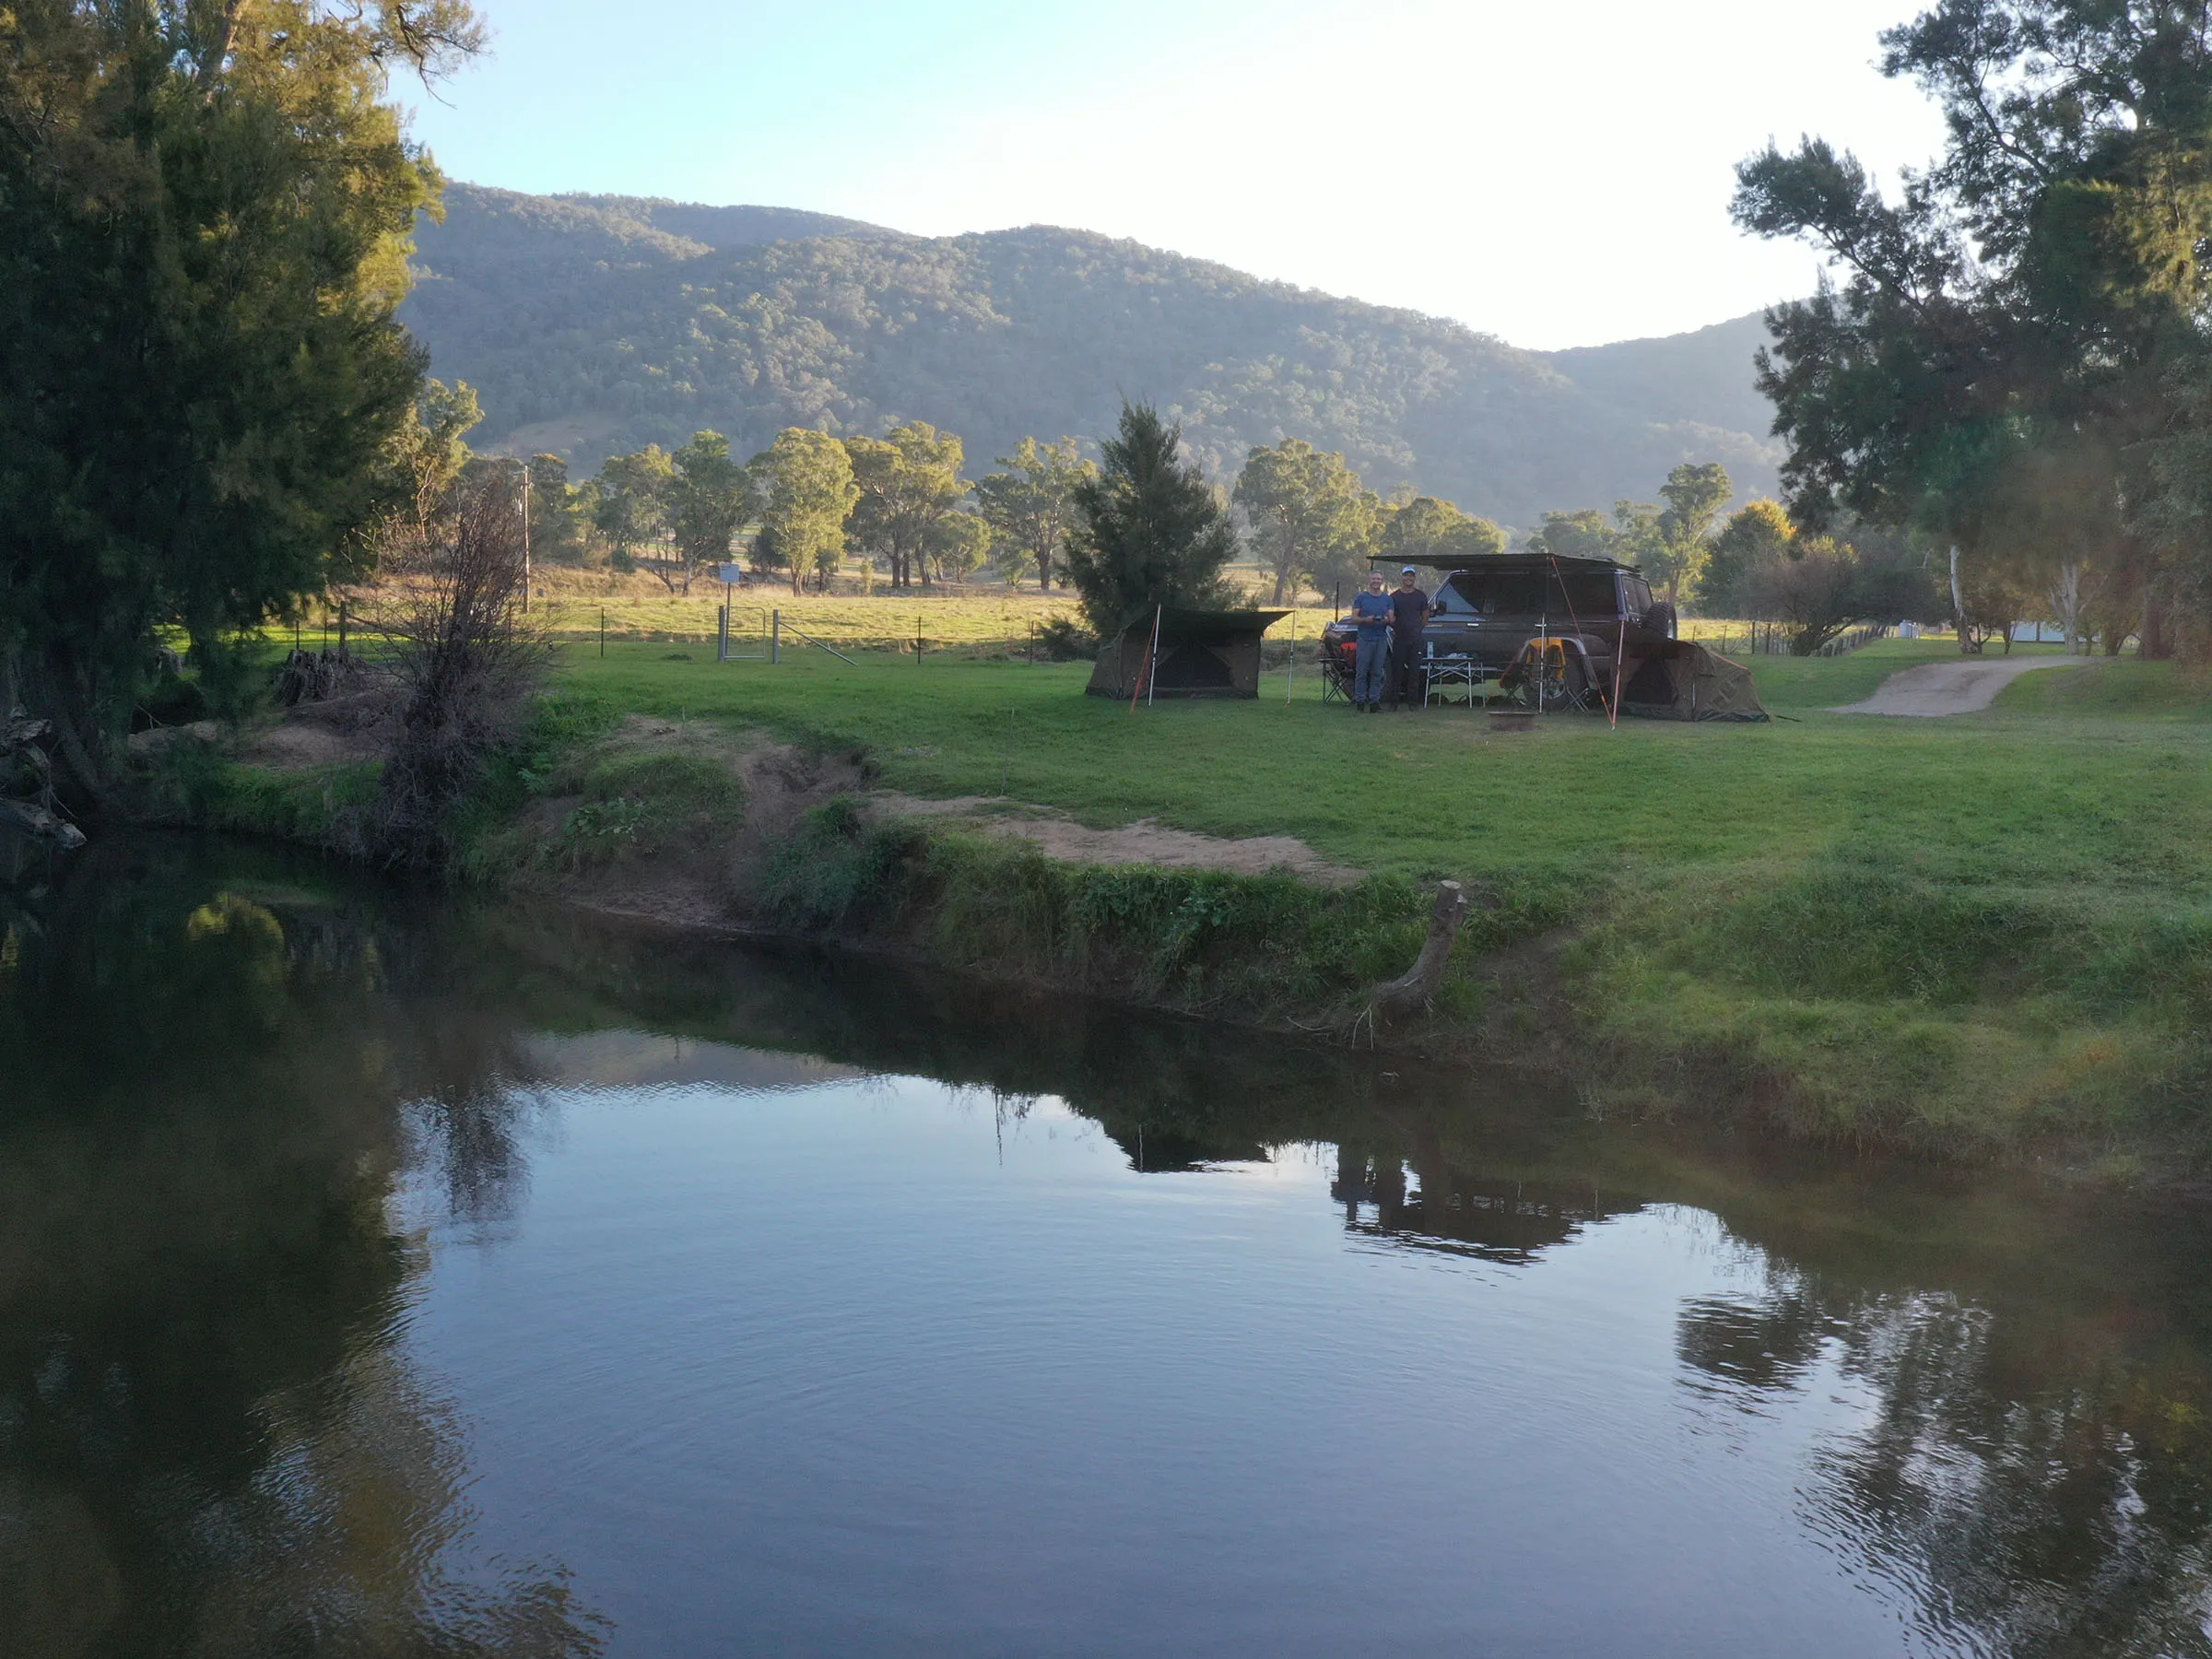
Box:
2142;595;2172;659
1948;546;1970;653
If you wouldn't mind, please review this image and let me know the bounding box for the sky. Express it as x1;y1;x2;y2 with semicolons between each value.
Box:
400;0;1949;352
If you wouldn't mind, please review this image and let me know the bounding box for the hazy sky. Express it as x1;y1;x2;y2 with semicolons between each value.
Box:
402;0;1947;351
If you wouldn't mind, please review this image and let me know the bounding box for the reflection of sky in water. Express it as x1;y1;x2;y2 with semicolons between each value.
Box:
403;1060;1938;1658
13;845;2212;1659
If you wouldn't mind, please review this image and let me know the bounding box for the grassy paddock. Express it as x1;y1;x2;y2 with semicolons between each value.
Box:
528;635;2212;1167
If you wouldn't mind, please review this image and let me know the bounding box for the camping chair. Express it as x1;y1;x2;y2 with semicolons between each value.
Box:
1320;641;1354;704
1500;637;1597;713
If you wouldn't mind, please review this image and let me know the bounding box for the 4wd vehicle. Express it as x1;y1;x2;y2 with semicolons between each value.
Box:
1320;554;1677;708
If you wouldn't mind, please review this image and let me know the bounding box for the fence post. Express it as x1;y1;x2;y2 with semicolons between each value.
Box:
718;603;729;663
771;610;781;664
600;607;606;659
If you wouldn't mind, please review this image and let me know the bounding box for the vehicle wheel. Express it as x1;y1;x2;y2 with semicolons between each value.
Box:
1643;600;1677;640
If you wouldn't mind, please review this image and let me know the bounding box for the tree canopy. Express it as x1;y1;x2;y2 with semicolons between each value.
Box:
844;423;967;591
0;0;479;793
1379;497;1506;569
1653;462;1733;605
1732;0;2212;653
749;429;858;594
668;430;758;588
1233;439;1379;604
974;438;1095;592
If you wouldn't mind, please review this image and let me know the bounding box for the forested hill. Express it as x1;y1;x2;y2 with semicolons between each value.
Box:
401;182;1783;526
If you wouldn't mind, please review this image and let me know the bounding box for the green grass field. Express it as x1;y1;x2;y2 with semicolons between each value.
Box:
552;636;2167;888
538;634;2212;1166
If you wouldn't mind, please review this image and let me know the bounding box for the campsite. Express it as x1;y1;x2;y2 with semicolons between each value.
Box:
20;0;2212;1653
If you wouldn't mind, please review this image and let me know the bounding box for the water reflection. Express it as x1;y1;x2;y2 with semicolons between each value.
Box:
0;837;603;1656
8;836;2212;1654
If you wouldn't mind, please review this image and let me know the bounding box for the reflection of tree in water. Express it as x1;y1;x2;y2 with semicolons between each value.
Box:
0;836;604;1655
393;1006;552;1232
1677;1266;2212;1656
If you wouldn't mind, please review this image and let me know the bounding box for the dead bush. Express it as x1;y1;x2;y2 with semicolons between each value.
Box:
357;474;549;867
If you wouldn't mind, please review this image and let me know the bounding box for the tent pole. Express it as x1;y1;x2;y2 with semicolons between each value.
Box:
1610;618;1624;729
1128;605;1163;713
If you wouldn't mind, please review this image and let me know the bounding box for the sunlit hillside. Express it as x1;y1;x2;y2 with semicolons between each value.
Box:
401;184;1783;526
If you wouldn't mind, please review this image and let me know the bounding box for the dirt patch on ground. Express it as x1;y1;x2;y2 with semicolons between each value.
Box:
231;721;381;770
227;683;406;771
542;724;872;933
872;794;1363;886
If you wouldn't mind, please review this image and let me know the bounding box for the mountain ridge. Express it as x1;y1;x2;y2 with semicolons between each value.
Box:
400;182;1783;526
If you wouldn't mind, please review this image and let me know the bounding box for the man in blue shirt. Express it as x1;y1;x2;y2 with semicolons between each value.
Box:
1350;571;1393;711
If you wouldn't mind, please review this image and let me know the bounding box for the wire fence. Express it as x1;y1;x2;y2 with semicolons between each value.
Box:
1700;621;1893;659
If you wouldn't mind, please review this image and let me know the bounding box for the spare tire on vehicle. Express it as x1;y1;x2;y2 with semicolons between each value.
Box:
1642;600;1678;640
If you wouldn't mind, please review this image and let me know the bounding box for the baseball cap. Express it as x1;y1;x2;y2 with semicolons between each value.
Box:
1400;566;1417;574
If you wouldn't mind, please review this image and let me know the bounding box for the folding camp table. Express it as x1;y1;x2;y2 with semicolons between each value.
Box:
1422;653;1489;710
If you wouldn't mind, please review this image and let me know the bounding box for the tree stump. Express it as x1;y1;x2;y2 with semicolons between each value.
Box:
1367;880;1469;1019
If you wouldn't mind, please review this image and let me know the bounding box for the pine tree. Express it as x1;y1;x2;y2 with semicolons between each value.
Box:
1065;403;1236;635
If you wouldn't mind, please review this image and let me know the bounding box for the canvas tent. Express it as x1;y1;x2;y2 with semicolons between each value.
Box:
1086;608;1289;700
1616;639;1769;722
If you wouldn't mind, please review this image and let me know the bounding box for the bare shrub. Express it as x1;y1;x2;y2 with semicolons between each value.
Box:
359;474;548;867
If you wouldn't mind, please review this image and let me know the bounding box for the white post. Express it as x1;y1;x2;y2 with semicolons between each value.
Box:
1948;545;1965;652
520;463;531;614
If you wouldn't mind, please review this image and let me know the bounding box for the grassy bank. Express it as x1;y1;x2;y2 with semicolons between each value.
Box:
529;636;2212;1168
148;631;2212;1171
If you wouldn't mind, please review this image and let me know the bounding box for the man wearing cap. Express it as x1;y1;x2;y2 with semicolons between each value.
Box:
1386;566;1432;710
1349;571;1392;712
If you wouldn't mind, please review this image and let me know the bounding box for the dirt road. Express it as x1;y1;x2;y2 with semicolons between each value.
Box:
1830;653;2106;716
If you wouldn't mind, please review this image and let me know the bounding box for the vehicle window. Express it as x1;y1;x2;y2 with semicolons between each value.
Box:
1550;573;1618;620
1625;577;1654;613
1445;569;1623;621
1448;571;1547;618
1430;578;1477;614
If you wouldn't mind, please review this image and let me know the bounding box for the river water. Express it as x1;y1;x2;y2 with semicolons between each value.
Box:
6;836;2212;1657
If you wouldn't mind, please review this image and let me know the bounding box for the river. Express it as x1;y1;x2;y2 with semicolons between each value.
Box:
5;833;2212;1657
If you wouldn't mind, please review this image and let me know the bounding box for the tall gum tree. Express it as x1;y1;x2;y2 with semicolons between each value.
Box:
1732;0;2212;656
975;437;1095;592
1232;438;1375;605
843;422;966;591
